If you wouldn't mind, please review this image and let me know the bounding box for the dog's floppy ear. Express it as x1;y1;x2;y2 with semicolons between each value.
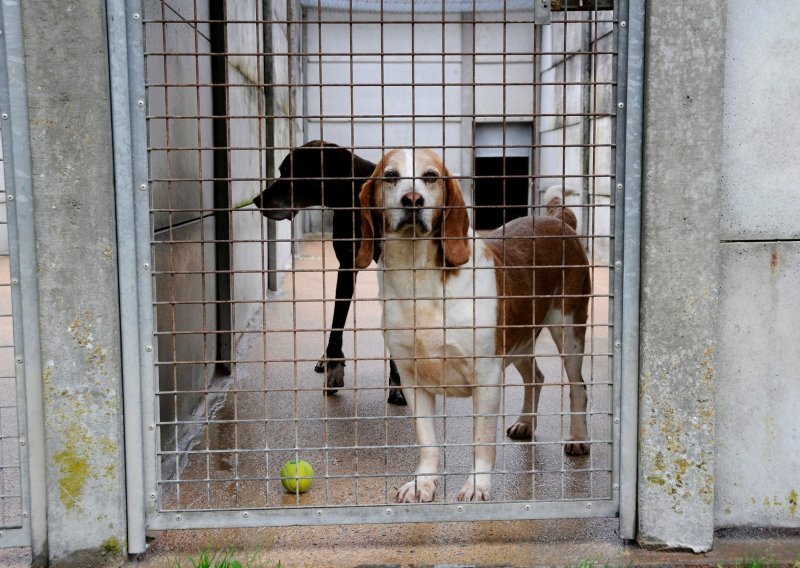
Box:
317;144;360;179
355;177;377;269
441;171;471;267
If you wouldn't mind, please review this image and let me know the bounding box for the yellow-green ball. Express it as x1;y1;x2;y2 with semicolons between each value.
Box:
280;459;314;493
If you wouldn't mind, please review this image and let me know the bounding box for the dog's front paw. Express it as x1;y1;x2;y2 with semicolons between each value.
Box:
324;361;345;395
458;474;492;502
565;437;590;455
396;476;437;503
506;420;533;440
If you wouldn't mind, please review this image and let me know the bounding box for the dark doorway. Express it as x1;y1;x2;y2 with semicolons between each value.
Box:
473;156;530;230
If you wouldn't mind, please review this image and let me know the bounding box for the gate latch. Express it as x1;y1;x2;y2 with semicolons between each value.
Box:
534;0;552;25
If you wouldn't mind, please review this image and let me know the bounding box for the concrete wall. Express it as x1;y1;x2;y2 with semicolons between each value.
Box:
715;3;800;528
145;0;220;460
303;7;540;214
638;0;800;543
637;1;726;552
21;0;128;562
145;0;300;468
304;8;463;168
303;6;612;261
538;16;613;262
264;0;302;286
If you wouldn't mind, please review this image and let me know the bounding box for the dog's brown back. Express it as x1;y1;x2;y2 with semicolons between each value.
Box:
484;216;590;356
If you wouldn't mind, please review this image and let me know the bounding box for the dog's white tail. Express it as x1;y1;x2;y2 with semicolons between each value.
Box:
543;186;580;231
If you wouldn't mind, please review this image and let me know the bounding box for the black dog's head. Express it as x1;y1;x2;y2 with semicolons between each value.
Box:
252;140;376;220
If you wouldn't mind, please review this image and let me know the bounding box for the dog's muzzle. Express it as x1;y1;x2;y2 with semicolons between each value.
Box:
253;184;296;220
396;191;429;233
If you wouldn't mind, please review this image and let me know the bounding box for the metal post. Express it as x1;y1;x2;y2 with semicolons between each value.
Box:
618;0;645;541
0;0;48;562
106;0;149;556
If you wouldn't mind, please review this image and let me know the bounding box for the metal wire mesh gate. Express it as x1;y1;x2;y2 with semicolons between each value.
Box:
131;0;642;531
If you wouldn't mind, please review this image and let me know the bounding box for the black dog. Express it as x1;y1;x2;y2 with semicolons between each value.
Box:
253;141;406;405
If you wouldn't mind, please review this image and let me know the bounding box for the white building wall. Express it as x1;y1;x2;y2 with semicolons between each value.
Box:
538;17;613;262
301;7;612;261
304;8;465;168
716;2;800;528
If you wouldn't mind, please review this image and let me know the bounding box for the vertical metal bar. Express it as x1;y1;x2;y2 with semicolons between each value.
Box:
211;1;233;373
106;0;148;555
0;0;44;556
580;20;592;246
619;0;644;541
531;11;542;502
128;0;159;538
259;0;270;512
609;0;625;530
264;1;279;292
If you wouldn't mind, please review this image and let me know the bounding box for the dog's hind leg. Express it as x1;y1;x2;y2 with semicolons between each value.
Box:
546;305;590;456
506;355;544;440
317;267;356;395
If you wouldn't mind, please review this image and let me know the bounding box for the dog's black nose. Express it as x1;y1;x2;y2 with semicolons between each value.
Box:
401;191;424;208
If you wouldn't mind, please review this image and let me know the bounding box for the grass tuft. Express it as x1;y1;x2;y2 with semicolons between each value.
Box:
718;557;800;568
169;548;281;568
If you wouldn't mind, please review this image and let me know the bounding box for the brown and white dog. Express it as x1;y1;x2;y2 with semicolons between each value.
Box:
356;149;591;503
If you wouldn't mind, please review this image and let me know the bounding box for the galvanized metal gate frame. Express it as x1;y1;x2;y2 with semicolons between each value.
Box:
0;0;48;554
110;0;645;554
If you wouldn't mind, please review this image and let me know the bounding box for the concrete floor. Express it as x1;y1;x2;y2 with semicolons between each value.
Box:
0;248;799;566
160;239;614;512
3;527;800;567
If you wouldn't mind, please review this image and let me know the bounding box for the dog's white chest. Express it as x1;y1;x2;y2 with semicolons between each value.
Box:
380;239;498;395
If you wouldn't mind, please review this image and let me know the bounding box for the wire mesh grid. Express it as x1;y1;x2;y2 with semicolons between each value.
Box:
144;0;619;520
0;130;23;531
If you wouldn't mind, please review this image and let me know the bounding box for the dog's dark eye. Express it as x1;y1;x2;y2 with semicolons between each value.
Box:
422;170;439;183
384;169;400;182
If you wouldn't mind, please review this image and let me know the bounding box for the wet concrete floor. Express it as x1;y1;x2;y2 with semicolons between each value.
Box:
160;239;614;512
3;526;800;567
1;247;799;565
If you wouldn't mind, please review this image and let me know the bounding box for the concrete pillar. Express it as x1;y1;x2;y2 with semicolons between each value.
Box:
21;0;127;564
637;1;726;552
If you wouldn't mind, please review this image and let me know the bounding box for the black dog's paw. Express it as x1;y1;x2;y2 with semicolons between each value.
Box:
314;358;326;373
324;361;345;396
387;388;407;406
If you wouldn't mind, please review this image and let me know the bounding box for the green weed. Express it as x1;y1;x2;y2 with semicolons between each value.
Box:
718;557;798;568
169;548;281;568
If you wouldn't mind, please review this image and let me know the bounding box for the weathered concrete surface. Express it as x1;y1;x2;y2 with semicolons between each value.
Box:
716;243;800;528
715;2;800;528
637;2;726;552
720;4;800;241
5;526;800;567
137;526;800;567
21;0;127;562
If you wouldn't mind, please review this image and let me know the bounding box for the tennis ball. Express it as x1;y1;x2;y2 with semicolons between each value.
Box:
280;459;314;493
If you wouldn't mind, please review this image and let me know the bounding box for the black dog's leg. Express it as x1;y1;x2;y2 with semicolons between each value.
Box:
317;266;355;395
314;264;406;405
387;359;407;406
